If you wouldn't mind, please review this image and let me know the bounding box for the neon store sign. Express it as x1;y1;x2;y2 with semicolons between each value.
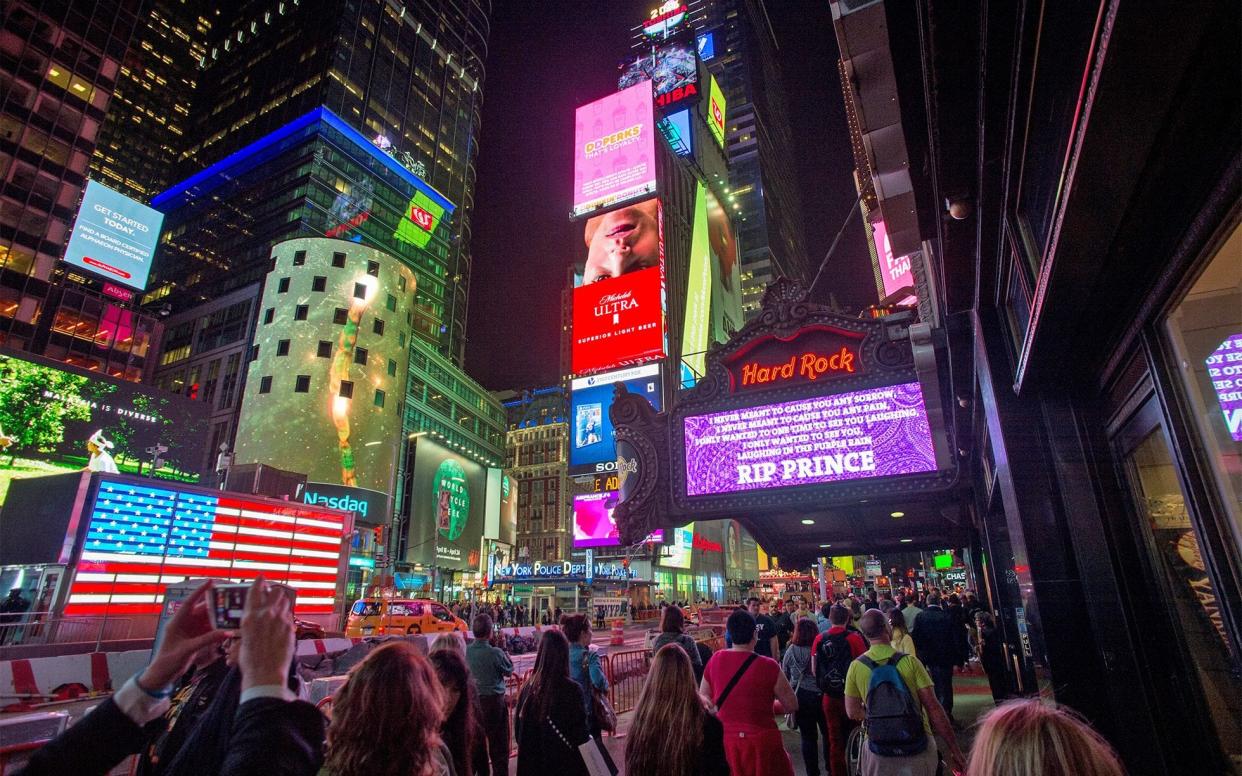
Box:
643;1;688;38
724;326;865;392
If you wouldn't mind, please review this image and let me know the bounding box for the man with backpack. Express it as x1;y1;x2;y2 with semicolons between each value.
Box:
811;604;866;776
845;609;966;775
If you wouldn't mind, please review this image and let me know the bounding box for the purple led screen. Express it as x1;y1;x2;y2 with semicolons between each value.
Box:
683;382;937;496
1206;333;1242;442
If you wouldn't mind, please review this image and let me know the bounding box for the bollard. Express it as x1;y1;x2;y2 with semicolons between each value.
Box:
610;619;625;646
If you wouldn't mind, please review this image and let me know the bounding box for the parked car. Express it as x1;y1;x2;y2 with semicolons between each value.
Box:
344;598;468;637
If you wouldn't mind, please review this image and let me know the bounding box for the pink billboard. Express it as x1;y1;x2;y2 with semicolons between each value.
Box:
873;219;916;303
573;490;663;547
573;82;657;218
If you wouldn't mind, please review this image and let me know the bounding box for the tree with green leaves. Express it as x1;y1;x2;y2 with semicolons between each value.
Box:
0;357;92;466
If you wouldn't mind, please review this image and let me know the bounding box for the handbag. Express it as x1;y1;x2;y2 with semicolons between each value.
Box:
548;714;616;776
582;650;618;733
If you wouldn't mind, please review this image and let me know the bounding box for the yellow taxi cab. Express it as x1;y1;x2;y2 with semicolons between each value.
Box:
345;598;469;637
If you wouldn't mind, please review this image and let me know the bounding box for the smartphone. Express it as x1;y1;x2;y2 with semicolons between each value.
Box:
212;583;250;630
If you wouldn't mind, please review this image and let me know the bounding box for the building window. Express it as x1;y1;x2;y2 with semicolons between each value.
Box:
263;307;274;325
374;389;385;408
293;250;306;266
294;375;310;393
338;381;354;399
251;345;260;361
373;319;385;336
398;332;405;348
332;251;347;268
367;260;380;277
276;339;290;356
333;308;348;325
353;282;367;300
259;376;272;393
398;275;407;292
312;276;326;292
277;277;290;293
317;340;332;358
388;359;397;377
354;347;368;365
294;304;308;321
386;294;397;312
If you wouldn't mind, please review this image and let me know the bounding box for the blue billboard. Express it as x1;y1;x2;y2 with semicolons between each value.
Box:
570;363;662;476
696;33;716;61
63;180;164;291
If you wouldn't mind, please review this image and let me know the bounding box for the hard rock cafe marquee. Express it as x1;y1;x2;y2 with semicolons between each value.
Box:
610;280;956;550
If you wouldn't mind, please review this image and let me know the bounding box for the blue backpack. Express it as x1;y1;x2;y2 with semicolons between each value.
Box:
859;653;928;756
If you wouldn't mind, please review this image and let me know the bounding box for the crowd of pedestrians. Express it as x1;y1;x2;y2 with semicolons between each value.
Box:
18;581;1127;776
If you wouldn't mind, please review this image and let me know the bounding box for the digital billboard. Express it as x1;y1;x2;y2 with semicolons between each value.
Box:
66;478;347;616
1206;333;1242;441
573;490;662;547
658;109;693;157
696;32;716;60
570;363;662;475
872;219;916;302
706;74;727;149
394;190;449;249
63;180;164;290
618;41;699;110
301;482;388;524
572;197;666;375
662;524;693;568
683;382;938;496
408;438;487;571
572;82;657;218
0;351;209;508
682;183;742;384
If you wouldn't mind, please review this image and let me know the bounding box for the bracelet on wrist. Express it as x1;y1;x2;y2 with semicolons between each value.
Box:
134;673;174;699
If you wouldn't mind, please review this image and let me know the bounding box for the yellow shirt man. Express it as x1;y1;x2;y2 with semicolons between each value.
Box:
845;643;935;736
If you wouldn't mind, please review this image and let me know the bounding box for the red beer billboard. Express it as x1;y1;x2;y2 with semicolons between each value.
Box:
572;266;666;375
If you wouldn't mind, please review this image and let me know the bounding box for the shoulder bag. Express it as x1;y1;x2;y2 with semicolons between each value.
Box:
581;649;618;733
713;652;759;711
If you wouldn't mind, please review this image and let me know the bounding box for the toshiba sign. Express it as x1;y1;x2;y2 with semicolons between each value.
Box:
572;266;666;375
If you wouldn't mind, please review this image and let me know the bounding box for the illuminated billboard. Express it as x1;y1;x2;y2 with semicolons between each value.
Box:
697;32;716;61
683;382;937;496
872;219;916;302
1206;333;1242;441
65;478;346;616
0;351;209;508
641;1;689;39
618;41;699;110
394;190;449;249
408;438;486;571
682;183;742;384
706;74;727;149
658;109;693;157
662;523;693;568
572;197;666;375
572;82;657;218
63;180;164;290
573;490;662;547
570;363;662;476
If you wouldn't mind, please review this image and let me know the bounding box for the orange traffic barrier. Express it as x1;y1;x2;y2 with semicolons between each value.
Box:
610;619;625;646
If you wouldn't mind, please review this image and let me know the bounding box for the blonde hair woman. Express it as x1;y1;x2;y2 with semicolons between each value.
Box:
967;699;1125;776
625;643;728;776
888;606;916;658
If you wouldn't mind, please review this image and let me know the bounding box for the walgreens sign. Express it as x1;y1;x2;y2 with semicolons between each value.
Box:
572;266;666;375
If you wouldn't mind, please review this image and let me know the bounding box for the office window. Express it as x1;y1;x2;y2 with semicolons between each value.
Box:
332;251;346;268
387;359;397;376
250;345;260;361
353;282;367;300
386;294;397;312
398;332;405;348
263;307;274;324
374;389;385;408
312;276;326;292
398;275;406;292
292;250;306;266
373;319;385;336
294;304;308;321
259;376;272;393
317;340;332;358
277;277;290;293
339;380;354;399
354;347;368;365
367;260;380;277
294;375;310;393
333;308;348;325
276;339;290;356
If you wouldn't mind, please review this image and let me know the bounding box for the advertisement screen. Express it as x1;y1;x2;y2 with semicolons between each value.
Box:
658;109;693;157
394;190;449;249
662;523;693;568
683;382;938;496
682;183;742;385
618;41;698;109
301;482;387;524
408;439;486;570
573;490;662;547
570;363;662;475
63;180;164;290
933;551;954;570
1206;333;1242;441
697;32;715;60
0;351;209;509
573;82;657;218
872;219;916;303
706;74;727;149
66;479;346;616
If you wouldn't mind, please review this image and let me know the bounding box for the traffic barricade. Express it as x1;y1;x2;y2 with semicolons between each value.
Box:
602;647;651;715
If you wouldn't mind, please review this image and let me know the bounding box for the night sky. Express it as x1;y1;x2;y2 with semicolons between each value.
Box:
465;1;872;390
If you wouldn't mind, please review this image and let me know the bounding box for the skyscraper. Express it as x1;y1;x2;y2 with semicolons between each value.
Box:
697;0;809;319
147;0;489;365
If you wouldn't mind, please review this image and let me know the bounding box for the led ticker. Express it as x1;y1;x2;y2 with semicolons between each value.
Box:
683;382;938;496
66;479;347;616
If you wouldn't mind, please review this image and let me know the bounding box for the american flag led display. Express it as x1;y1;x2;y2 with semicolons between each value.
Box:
66;480;348;616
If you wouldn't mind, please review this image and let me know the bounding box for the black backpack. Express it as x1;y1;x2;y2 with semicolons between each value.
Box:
860;653;928;757
814;630;853;696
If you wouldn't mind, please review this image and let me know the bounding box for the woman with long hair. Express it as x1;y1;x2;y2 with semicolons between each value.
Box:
625;643;727;776
967;699;1125;776
515;630;591;776
429;648;488;776
781;618;829;776
888;606;917;658
651;604;704;680
325;641;452;776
